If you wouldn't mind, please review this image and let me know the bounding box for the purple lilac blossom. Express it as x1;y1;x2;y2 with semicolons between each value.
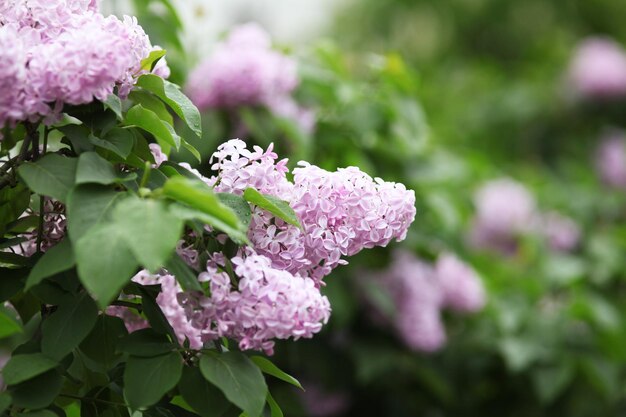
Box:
299;383;350;417
179;251;331;355
538;211;581;253
435;253;486;313
469;178;537;253
595;131;626;188
569;37;626;100
185;23;298;110
0;0;165;129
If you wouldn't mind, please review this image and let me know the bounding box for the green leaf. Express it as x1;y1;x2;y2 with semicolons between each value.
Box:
139;286;179;343
0;392;10;414
2;353;58;385
9;370;63;409
25;239;75;290
0;183;30;234
0;268;27;302
41;292;99;360
124;352;183;409
217;194;251;231
170;204;249;245
140;49;167;72
181;137;202;163
162;177;242;231
111;197;184;272
76;152;135;185
266;392;283;417
129;90;174;126
66;185;126;241
18;154;78;203
17;410;59;417
243;188;301;228
249;356;303;390
103;94;123;120
179;366;231;417
125;104;180;152
0;309;22;338
79;315;128;369
118;328;176;357
199;352;268;417
165;254;202;292
137;74;202;137
89;128;135;159
75;223;139;308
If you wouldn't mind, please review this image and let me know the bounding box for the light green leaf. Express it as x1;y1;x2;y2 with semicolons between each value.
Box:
41;292;99;360
250;356;303;390
3;353;58;385
124;352;183;409
137;74;202;137
170;204;249;245
243;188;301;228
0;310;22;338
125;104;179;152
25;238;75;290
111;197;184;272
18;154;78;203
76;152;135;185
217;193;251;231
199;351;268;417
140;49;167;72
267;392;283;417
89;128;135;159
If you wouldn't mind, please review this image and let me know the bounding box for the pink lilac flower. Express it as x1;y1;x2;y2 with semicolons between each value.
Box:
538;211;581;252
435;253;486;313
205;139;416;284
179;251;331;355
469;178;537;253
569;37;626;99
0;0;165;129
595;131;626;188
106;305;149;333
185;23;298;110
149;143;168;167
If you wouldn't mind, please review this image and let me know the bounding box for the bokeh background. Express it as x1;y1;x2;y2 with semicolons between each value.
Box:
110;1;626;416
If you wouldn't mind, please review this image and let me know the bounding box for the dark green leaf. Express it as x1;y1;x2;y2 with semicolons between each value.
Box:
0;392;10;414
179;366;231;417
90;128;135;159
79;315;128;368
75;222;139;308
111;197;184;272
199;352;267;417
3;353;58;385
249;356;302;390
25;239;75;290
124;352;183;409
0;183;30;234
0;267;27;302
10;370;62;409
76;152;135;185
0;252;33;267
41;292;99;360
139;286;178;343
137;74;202;137
243;188;301;228
165;254;202;292
66;185;127;241
118;328;176;357
103;94;123;120
18;154;78;203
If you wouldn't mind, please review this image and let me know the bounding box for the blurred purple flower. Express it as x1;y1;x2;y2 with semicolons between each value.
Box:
299;382;350;417
569;37;626;100
595;131;626;188
435;253;486;313
539;211;581;252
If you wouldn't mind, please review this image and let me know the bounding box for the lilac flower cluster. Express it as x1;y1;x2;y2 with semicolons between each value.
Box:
366;250;485;352
568;37;626;100
180;251;331;355
469;178;580;254
0;0;164;129
174;139;415;353
186;23;298;110
208;139;417;284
